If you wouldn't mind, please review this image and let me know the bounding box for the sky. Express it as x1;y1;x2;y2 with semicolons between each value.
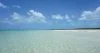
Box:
0;0;100;30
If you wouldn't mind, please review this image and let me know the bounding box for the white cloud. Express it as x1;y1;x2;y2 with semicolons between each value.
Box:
12;5;21;8
11;12;21;20
10;12;24;23
27;10;46;23
0;2;7;8
65;14;72;22
52;14;64;20
79;7;100;20
52;14;72;22
0;2;21;9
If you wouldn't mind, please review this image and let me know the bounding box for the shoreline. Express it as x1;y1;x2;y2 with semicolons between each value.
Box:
0;29;100;31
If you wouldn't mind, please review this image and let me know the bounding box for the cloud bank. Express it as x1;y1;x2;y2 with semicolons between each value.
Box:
1;10;47;24
79;7;100;20
0;5;100;28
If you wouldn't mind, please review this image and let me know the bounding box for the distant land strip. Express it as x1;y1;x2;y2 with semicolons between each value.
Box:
0;28;100;31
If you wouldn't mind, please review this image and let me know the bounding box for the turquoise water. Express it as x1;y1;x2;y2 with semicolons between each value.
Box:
0;30;100;53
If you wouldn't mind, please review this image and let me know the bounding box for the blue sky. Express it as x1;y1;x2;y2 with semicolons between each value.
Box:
0;0;100;30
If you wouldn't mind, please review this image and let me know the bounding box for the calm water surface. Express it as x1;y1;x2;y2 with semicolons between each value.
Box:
0;30;100;53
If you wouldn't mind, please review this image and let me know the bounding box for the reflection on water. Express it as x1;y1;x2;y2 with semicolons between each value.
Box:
0;30;100;53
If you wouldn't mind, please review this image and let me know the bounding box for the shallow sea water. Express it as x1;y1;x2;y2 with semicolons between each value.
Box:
0;30;100;53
